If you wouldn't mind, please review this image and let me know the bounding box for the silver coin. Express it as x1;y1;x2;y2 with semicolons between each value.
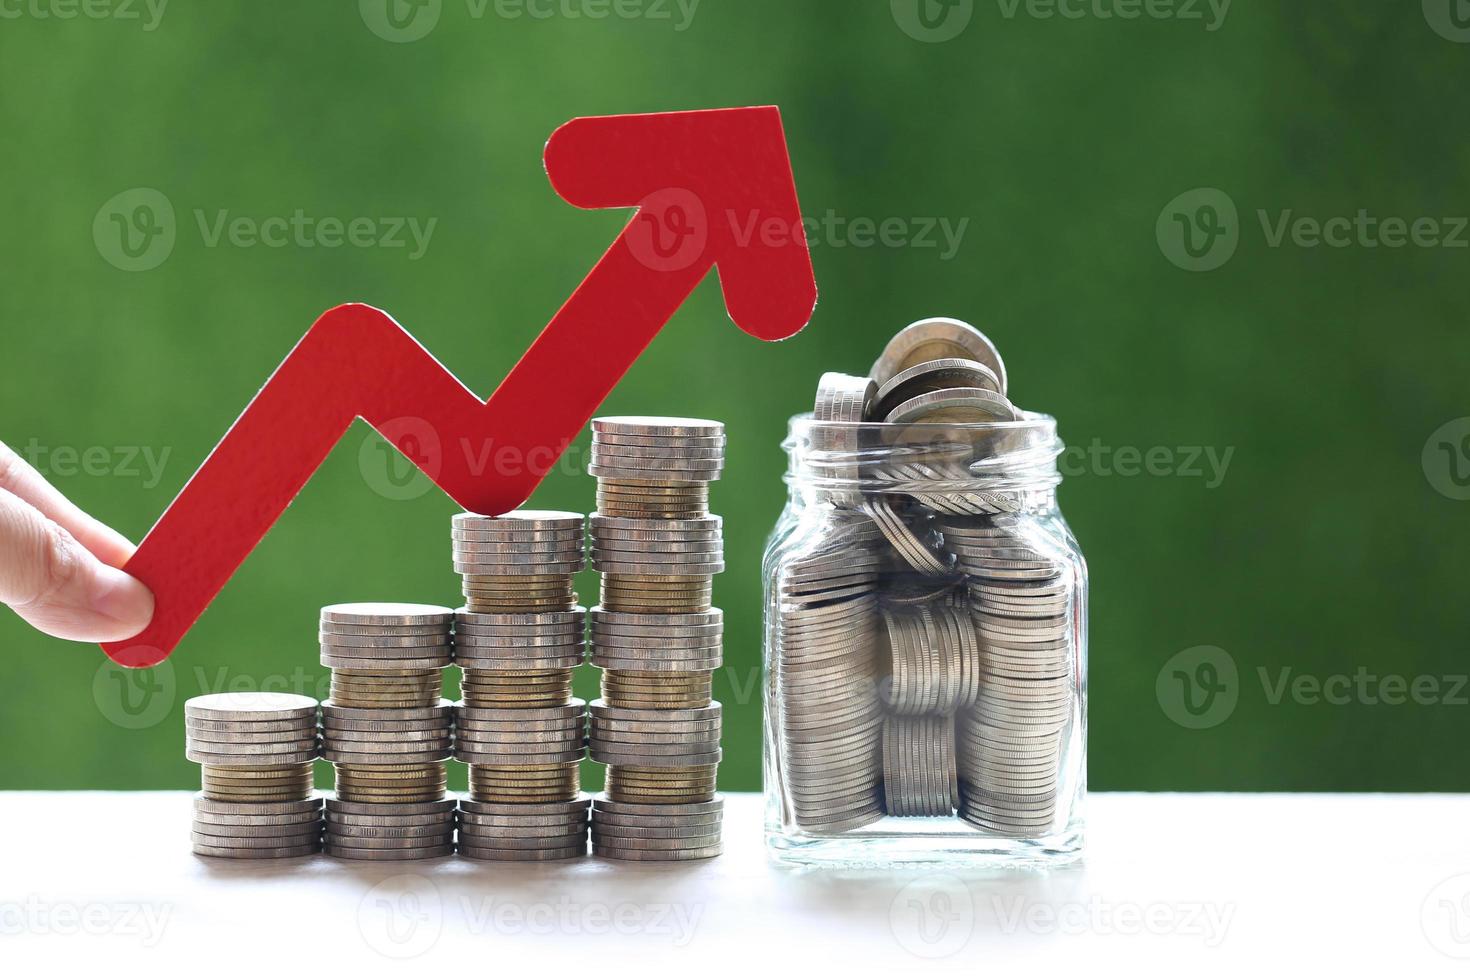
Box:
192;796;322;817
193;843;320;859
317;632;451;650
324;844;454;861
588;700;720;723
885;387;1018;426
592;416;724;437
321;654;452;671
459;796;588;816
453;510;583;530
592;432;726;451
327;795;454;813
458;844;585;861
455;606;586;625
870;317;1008;393
322;700;453;720
873;358;1003;420
324;820;453;840
184;693;318;722
184;717;318;735
320;603;455;627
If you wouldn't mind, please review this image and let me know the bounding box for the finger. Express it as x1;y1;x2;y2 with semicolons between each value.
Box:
0;488;155;643
0;441;137;568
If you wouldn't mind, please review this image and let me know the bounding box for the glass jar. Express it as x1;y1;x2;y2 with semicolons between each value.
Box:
762;413;1087;868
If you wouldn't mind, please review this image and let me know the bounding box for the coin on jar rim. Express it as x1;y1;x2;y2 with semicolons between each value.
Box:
870;317;1008;393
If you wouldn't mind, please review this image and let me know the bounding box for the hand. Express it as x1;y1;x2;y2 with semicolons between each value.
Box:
0;441;154;642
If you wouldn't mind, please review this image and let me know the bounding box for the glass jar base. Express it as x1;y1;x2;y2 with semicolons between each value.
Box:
765;819;1084;871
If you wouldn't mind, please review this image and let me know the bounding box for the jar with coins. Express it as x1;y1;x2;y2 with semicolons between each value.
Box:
762;318;1087;867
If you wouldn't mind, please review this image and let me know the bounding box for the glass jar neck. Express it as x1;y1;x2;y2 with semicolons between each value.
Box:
783;413;1064;514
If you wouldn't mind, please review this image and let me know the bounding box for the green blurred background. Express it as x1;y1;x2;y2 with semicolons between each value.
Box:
0;1;1465;793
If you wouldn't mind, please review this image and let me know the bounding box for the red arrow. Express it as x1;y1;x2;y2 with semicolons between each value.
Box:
102;106;816;668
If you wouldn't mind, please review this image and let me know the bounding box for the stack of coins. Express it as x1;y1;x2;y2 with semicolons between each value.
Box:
941;516;1072;836
774;318;1078;837
587;416;726;861
451;511;590;861
772;520;887;832
185;693;322;859
881;716;959;817
319;603;456;860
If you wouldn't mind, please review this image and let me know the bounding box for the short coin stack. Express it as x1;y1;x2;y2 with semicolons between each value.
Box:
587;416;726;861
185;693;322;858
319;603;456;860
451;511;590;861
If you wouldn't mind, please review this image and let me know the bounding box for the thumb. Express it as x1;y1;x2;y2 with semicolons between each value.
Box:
0;487;155;642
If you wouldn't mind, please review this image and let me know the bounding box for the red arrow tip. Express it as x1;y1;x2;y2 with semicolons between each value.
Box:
546;106;817;342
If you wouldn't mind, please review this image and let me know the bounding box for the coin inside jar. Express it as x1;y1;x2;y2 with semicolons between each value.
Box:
872;357;1003;420
884;388;1019;425
870;317;1008;394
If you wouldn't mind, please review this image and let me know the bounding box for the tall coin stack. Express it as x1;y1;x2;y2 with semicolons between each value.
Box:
319;603;457;860
185;693;322;859
942;516;1070;837
586;416;726;861
452;511;590;861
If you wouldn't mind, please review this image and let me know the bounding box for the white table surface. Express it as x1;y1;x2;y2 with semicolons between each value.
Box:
1;791;1466;975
